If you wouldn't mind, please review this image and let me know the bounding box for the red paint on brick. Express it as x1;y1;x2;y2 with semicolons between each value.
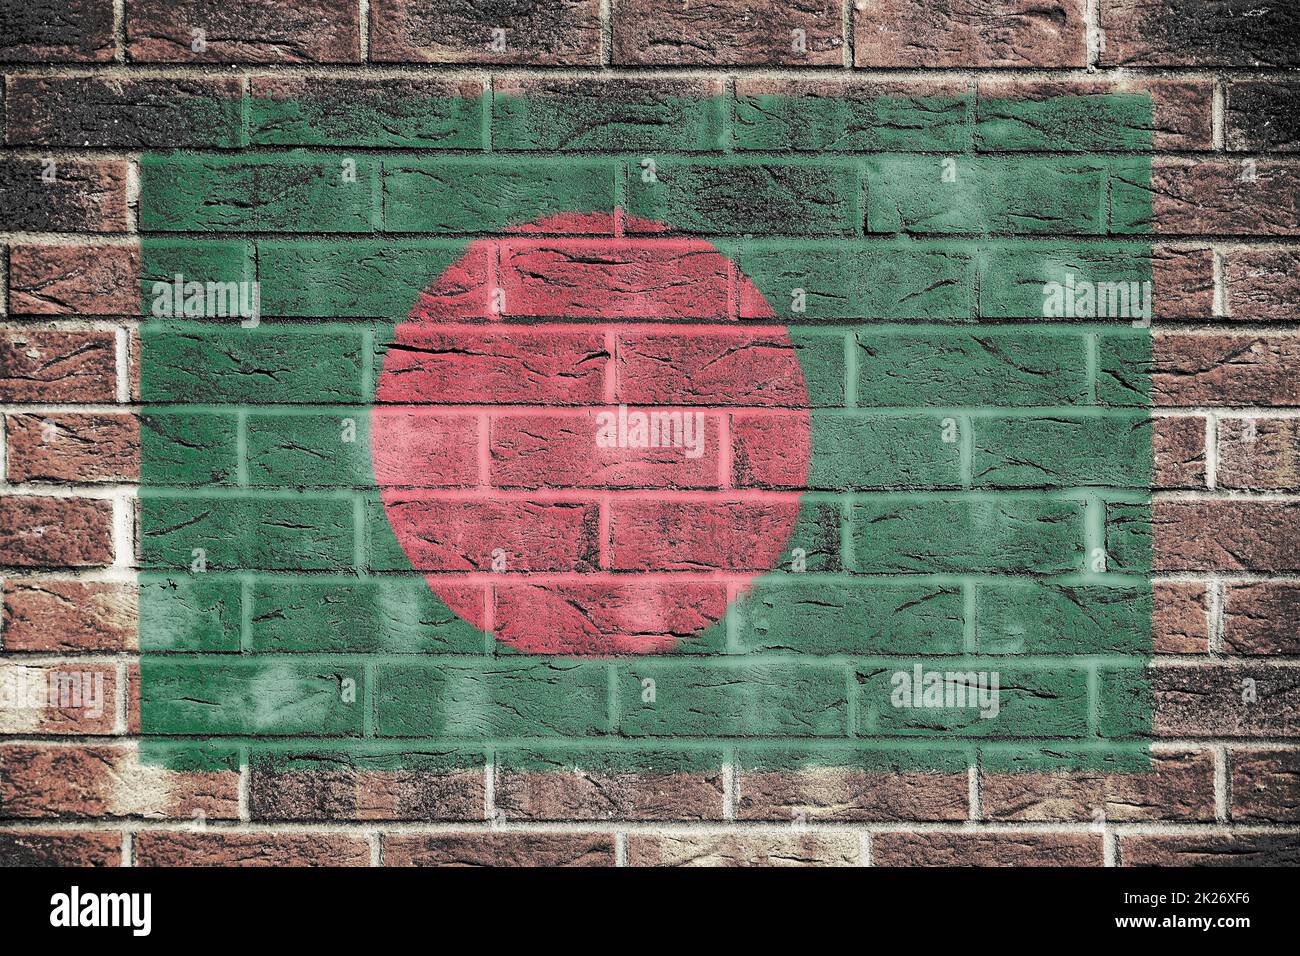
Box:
373;211;811;654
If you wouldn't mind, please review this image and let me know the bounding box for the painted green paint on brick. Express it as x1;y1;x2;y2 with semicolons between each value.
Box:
808;414;964;489
375;660;609;738
1097;333;1155;407
141;659;364;735
256;241;470;318
850;497;1085;573
741;242;975;319
140;154;377;232
729;581;965;654
138;494;355;571
137;573;242;652
250;578;484;653
972;414;1153;488
1097;667;1153;739
735;92;973;153
139;411;239;486
975;93;1154;152
855;663;1090;737
616;662;848;737
974;583;1153;654
855;329;1090;407
138;327;367;404
625;160;862;236
1105;501;1155;573
866;157;1110;235
245;412;373;487
977;242;1153;319
382;158;615;233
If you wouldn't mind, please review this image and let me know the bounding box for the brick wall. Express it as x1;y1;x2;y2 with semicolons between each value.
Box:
1;0;1299;867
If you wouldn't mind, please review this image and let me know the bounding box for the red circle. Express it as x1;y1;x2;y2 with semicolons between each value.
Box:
372;211;812;654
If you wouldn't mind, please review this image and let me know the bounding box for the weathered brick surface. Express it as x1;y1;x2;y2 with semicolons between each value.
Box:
1;0;1296;870
6;413;139;483
371;0;601;65
134;831;372;866
0;830;121;866
1230;749;1300;822
1119;834;1300;866
384;832;615;866
126;0;361;63
0;160;130;232
856;0;1086;68
2;580;137;651
1223;583;1300;654
628;832;860;866
0;743;238;819
1225;248;1300;320
873;832;1104;866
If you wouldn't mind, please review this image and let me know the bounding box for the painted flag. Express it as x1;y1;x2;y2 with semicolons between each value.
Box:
135;84;1154;791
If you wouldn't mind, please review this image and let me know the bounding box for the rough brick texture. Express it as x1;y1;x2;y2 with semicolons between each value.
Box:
1;0;1297;870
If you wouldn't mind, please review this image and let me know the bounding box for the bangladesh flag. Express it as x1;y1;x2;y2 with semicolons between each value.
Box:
135;85;1154;789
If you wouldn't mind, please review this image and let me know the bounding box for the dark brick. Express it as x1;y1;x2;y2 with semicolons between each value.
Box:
385;832;615;866
1223;583;1300;654
126;0;361;62
1121;834;1300;866
1231;749;1300;822
0;1;115;62
0;830;121;866
613;0;843;66
0;159;130;232
370;0;601;65
1100;0;1300;67
1226;81;1300;151
857;0;1086;68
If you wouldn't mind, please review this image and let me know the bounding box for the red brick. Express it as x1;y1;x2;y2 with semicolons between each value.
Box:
1153;500;1300;573
1120;834;1300;866
0;496;113;568
492;582;728;654
0;1;115;62
1153;415;1205;488
377;496;599;572
873;832;1103;866
0;663;117;734
1152;246;1215;318
1226;248;1300;320
126;0;361;62
856;0;1086;68
1217;417;1300;489
0;744;238;819
1230;749;1300;822
616;329;809;407
502;240;733;319
0;330;118;402
629;833;859;866
8;245;141;316
376;327;607;405
980;749;1215;822
0;830;121;866
1154;334;1300;407
371;411;479;488
609;499;801;572
1153;581;1210;654
1152;665;1300;737
491;412;721;490
976;77;1213;151
495;762;725;820
5;413;139;483
2;580;137;651
613;0;842;66
737;768;969;821
0;159;130;232
1151;160;1300;236
370;0;600;65
384;832;614;866
134;831;371;866
1223;583;1300;654
249;764;484;821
